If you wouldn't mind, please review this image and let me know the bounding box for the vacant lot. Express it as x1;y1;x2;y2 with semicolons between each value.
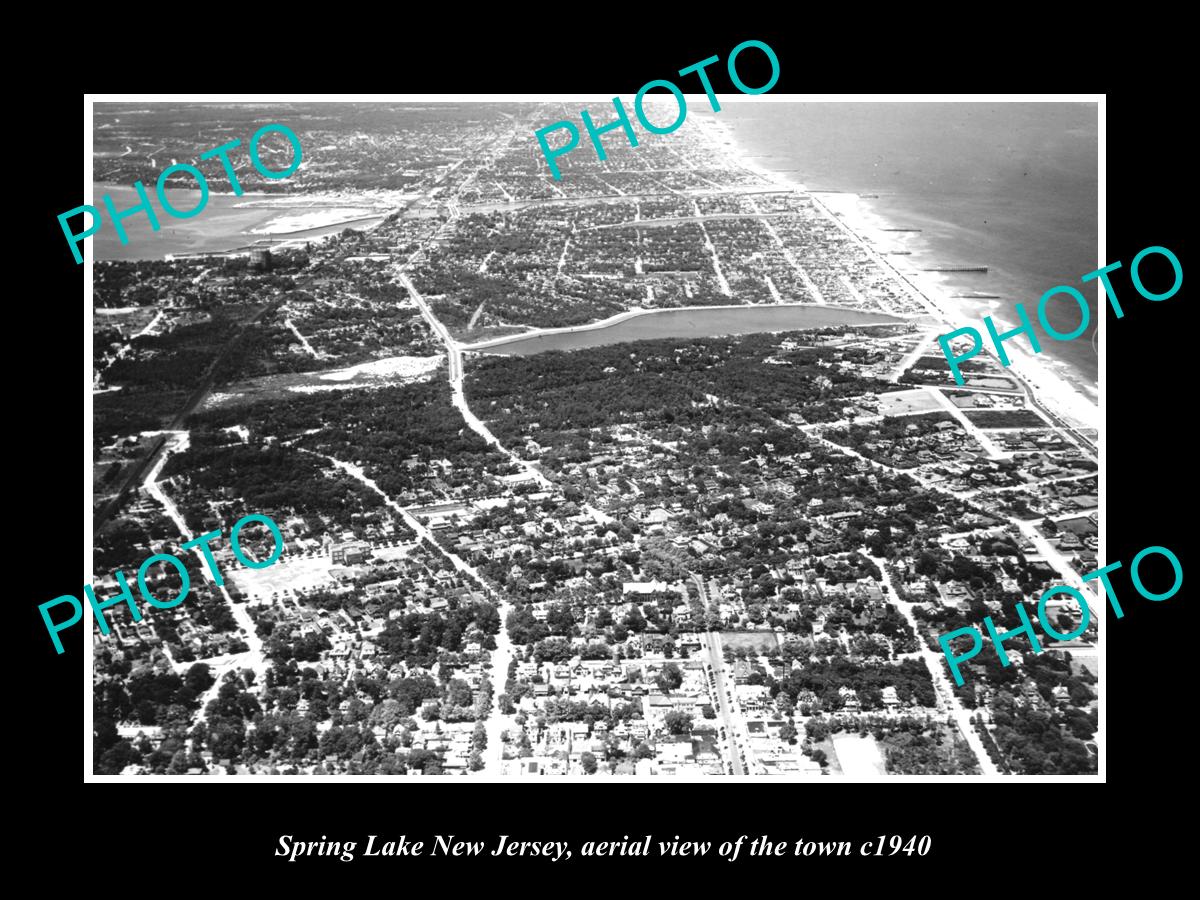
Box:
832;734;887;777
719;631;781;652
1057;515;1098;536
203;354;443;409
1066;651;1099;681
878;388;941;416
229;552;343;604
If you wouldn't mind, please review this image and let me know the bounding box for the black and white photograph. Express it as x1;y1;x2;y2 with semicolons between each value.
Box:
77;94;1115;781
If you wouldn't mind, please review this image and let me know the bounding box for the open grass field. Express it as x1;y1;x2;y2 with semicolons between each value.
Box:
878;388;941;416
719;631;781;652
832;734;887;776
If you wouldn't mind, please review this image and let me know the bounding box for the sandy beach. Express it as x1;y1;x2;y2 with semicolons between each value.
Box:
248;208;389;235
232;188;419;209
693;115;1100;436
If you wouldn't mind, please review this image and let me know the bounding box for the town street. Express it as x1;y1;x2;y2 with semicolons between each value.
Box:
141;432;268;733
319;454;517;773
692;575;746;775
869;553;1001;776
702;630;747;775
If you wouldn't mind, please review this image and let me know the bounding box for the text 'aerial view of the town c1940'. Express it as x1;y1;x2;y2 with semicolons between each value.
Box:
89;100;1100;779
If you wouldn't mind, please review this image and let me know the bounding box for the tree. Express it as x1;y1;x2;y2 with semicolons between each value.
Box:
915;552;939;576
546;603;576;636
96;740;139;775
655;663;683;693
368;698;404;731
664;710;693;735
184;662;215;694
446;678;474;708
580;751;598;774
166;748;190;775
345;698;368;723
407;748;443;775
806;716;830;742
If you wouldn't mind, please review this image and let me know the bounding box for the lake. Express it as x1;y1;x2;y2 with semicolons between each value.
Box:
469;304;907;356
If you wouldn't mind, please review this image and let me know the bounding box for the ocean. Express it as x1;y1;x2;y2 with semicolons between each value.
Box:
716;102;1099;398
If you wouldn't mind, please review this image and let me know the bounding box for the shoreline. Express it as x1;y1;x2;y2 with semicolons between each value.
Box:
111;211;394;262
94;182;412;208
693;114;1099;438
247;212;390;238
93;182;401;261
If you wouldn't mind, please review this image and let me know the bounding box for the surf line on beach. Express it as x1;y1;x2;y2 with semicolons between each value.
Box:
937;244;1182;384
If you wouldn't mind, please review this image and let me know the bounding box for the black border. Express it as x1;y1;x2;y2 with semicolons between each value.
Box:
18;24;1192;883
